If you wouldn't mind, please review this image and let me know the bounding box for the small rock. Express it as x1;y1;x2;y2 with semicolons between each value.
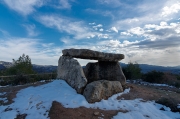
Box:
16;114;27;119
160;107;165;111
4;107;12;112
94;111;100;116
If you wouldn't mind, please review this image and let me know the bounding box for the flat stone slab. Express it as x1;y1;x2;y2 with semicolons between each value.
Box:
62;49;124;61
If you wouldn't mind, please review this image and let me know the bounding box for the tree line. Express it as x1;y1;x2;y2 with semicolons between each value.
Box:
122;62;180;88
0;54;56;86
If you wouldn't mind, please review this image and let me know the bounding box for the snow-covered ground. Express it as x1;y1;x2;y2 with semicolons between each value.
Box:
0;92;6;96
0;80;180;119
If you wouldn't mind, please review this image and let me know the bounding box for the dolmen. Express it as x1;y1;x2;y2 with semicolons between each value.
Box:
57;48;126;103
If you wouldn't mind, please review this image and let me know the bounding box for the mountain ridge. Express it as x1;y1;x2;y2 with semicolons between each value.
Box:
120;63;180;74
0;61;179;74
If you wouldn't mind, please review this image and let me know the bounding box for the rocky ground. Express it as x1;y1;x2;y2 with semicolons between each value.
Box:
0;80;180;119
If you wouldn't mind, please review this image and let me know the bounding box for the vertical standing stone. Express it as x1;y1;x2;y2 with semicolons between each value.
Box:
83;61;126;86
57;56;87;93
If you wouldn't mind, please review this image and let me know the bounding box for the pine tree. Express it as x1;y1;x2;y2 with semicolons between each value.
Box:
122;62;142;79
5;54;34;75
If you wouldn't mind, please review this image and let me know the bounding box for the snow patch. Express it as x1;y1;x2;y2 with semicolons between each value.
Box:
0;92;6;96
178;104;180;109
0;97;8;103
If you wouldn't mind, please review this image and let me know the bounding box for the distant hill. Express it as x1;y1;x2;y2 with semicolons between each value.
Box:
0;64;6;70
0;61;57;73
32;64;57;73
0;61;13;68
120;63;180;74
0;61;179;74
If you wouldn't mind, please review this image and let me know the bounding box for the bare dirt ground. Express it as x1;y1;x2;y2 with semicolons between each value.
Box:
49;101;128;119
0;81;180;119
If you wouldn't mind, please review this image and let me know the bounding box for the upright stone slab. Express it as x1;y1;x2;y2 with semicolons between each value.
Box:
57;56;87;93
62;49;124;61
83;61;126;86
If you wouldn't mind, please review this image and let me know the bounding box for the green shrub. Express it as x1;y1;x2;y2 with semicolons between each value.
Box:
12;75;30;85
0;80;9;86
5;54;35;75
176;74;180;80
142;70;164;83
174;82;180;88
0;73;57;86
122;62;142;79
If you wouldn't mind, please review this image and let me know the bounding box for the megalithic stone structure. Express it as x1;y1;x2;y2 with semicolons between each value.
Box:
57;48;126;102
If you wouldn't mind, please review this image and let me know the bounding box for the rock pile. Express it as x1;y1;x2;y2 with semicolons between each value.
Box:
57;48;126;103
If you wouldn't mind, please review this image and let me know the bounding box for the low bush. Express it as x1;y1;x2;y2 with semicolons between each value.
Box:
142;71;164;83
122;62;142;80
176;74;180;80
0;73;57;86
12;75;29;85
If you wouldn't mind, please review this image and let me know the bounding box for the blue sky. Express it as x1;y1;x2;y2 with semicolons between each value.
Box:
0;0;180;66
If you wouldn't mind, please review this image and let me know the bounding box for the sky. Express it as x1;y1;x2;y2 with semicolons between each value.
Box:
0;0;180;66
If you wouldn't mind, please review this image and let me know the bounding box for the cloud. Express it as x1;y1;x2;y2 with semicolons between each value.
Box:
93;24;103;30
112;1;180;31
3;0;45;15
112;21;180;66
98;34;109;39
110;27;118;33
38;15;98;40
0;29;10;37
98;39;139;48
58;0;71;9
23;24;39;37
60;36;75;44
89;22;96;25
121;21;180;41
93;39;180;66
51;0;73;9
97;0;122;8
99;28;104;32
85;8;115;19
0;37;62;65
135;36;180;49
128;27;144;36
120;32;132;36
161;2;180;17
